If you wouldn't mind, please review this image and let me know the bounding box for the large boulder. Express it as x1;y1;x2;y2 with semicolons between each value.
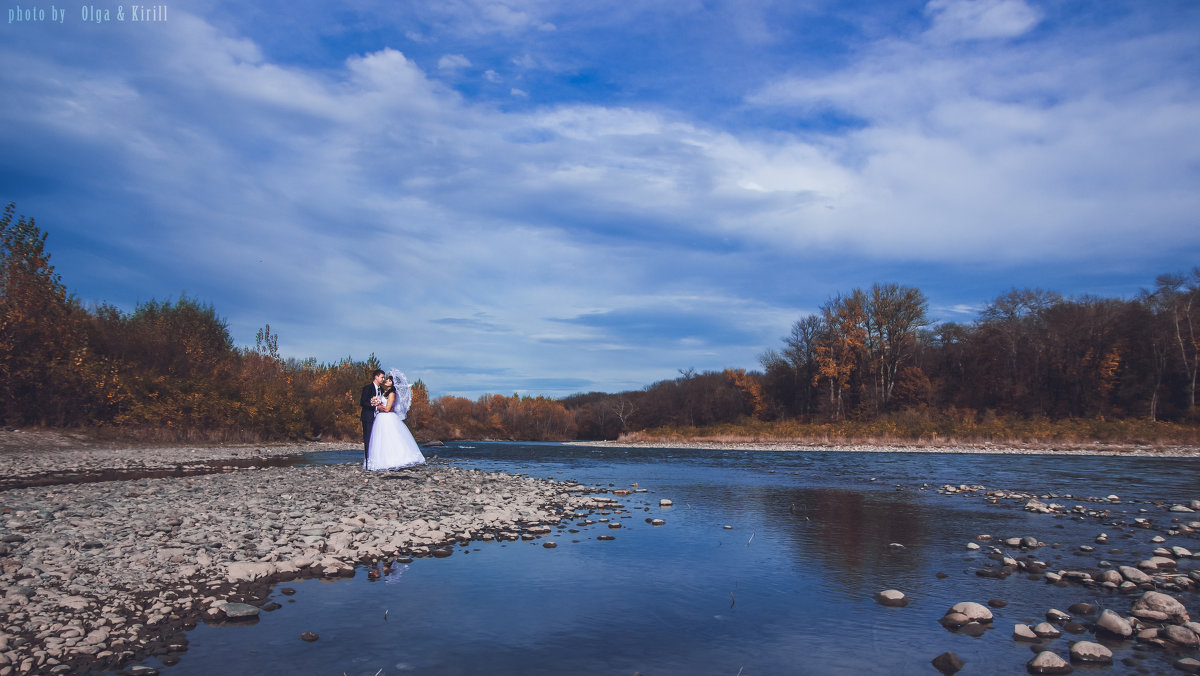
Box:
1163;624;1199;649
1130;591;1191;624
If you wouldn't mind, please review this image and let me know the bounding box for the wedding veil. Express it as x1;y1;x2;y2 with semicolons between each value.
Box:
387;368;413;418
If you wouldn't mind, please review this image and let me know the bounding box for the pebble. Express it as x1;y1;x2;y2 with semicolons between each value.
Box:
1068;641;1112;664
874;590;908;607
931;652;965;675
1013;624;1039;641
1046;609;1070;623
1096;609;1133;638
1026;650;1072;674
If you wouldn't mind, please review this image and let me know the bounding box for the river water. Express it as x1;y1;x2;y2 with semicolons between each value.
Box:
140;442;1200;675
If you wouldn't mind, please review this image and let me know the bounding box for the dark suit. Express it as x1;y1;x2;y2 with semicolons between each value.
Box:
360;383;380;461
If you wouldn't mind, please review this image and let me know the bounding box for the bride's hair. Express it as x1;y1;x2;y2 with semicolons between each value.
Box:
382;378;396;396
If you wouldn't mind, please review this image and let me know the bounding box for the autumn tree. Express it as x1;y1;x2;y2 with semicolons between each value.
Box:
864;283;928;412
813;291;868;420
0;203;87;426
1152;270;1200;415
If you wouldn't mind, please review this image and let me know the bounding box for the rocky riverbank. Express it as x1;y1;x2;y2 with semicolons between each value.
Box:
0;430;343;491
0;450;610;675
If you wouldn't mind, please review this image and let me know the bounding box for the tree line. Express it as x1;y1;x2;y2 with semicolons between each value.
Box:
3;203;1198;443
0;204;581;442
565;277;1200;441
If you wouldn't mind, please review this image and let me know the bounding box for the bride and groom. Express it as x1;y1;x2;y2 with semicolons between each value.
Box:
360;368;426;471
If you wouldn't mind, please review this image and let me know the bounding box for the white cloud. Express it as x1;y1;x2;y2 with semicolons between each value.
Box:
438;53;472;70
924;0;1042;42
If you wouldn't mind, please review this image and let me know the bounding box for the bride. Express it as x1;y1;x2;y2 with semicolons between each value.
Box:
365;368;426;471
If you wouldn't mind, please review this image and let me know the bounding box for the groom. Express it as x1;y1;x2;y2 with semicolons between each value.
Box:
360;369;386;462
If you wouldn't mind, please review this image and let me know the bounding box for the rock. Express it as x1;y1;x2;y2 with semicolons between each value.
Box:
1013;624;1039;641
1066;602;1094;615
940;612;970;629
947;602;993;623
1027;651;1072;674
1119;565;1152;584
931;652;965;675
1046;609;1070;623
300;632;318;642
1164;624;1199;649
988;599;1008;608
1175;657;1200;674
1170;505;1194;513
966;542;980;550
1069;641;1112;664
651;519;665;526
1096;609;1133;638
542;542;557;549
223;561;276;583
1139;556;1177;571
1021;536;1039;549
1172;546;1193;558
1131;591;1191;624
874;590;908;607
659;499;673;507
1033;622;1062;638
221;602;260;620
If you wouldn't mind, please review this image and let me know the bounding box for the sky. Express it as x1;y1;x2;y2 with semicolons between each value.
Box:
2;0;1198;399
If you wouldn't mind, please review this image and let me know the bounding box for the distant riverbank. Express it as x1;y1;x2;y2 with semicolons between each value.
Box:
570;437;1200;457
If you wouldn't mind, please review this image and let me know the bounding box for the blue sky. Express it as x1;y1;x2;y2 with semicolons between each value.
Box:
2;0;1198;398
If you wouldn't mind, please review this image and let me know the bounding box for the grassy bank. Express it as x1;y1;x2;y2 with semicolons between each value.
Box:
620;410;1200;447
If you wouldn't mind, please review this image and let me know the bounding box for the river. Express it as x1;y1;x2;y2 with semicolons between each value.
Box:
135;442;1200;675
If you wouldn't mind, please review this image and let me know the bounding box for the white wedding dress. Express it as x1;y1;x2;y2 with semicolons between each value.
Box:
365;369;426;471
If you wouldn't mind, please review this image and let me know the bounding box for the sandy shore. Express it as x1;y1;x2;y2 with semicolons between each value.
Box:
569;438;1200;457
0;434;612;675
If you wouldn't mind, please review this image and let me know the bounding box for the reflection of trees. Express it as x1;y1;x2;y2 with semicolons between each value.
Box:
780;487;930;588
676;477;934;590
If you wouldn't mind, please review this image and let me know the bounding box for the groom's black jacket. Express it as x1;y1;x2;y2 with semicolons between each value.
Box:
360;384;378;423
